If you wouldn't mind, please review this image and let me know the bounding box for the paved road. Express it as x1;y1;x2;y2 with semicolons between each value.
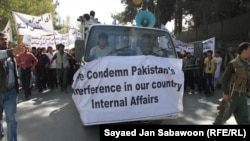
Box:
1;87;249;141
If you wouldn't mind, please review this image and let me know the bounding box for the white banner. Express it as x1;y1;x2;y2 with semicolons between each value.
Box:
160;24;189;53
177;37;215;56
60;33;69;46
13;11;54;36
68;28;82;44
202;37;215;54
23;34;69;49
72;56;184;125
2;19;13;42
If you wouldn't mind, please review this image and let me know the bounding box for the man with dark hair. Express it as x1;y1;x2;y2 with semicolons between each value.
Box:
90;10;95;18
183;52;195;94
137;34;157;55
83;13;90;23
35;47;50;93
31;47;37;55
223;47;237;69
203;50;217;97
16;45;38;99
81;13;91;39
52;44;72;93
213;42;250;125
89;10;98;23
30;47;37;89
46;46;58;91
89;32;112;59
0;32;25;141
214;50;223;89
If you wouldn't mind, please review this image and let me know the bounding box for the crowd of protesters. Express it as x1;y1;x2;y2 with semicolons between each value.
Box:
16;43;79;100
16;42;238;99
180;47;236;97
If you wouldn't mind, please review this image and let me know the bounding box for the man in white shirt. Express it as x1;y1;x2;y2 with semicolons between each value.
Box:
136;34;158;55
214;51;222;89
89;10;99;23
46;46;57;91
0;32;25;141
89;32;113;59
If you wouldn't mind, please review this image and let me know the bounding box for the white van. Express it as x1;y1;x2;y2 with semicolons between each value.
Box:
72;24;184;126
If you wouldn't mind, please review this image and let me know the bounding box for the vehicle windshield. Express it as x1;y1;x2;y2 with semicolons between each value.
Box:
85;25;177;62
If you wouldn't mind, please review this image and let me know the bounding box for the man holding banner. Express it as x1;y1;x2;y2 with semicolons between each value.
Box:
0;32;25;141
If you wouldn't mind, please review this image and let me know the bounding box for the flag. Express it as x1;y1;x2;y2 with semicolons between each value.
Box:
22;35;31;46
23;33;70;50
68;28;82;44
161;24;189;51
12;11;54;36
112;18;117;25
161;24;176;39
2;19;13;42
202;37;215;54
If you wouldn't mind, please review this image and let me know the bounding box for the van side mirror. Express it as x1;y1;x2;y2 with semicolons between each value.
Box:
75;40;85;62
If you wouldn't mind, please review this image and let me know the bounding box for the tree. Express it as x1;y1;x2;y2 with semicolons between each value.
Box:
180;0;250;29
115;0;250;33
0;0;59;41
155;0;176;27
114;0;175;27
112;0;139;24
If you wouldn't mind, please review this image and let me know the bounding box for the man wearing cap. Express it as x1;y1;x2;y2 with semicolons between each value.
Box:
0;32;25;141
213;42;250;125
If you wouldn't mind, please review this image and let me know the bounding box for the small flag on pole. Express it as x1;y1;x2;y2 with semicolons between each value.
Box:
2;19;13;42
112;18;117;25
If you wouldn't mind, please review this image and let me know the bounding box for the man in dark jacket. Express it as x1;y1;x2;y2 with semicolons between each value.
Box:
35;47;50;93
214;42;250;125
0;32;25;141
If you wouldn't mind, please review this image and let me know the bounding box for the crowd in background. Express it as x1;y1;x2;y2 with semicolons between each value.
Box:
12;10;100;100
179;47;237;97
15;44;79;100
15;44;228;99
15;40;239;99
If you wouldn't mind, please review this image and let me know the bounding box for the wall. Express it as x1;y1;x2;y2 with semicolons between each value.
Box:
175;12;250;49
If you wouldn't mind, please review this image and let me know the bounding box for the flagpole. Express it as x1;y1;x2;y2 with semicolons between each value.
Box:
18;35;22;44
53;31;57;50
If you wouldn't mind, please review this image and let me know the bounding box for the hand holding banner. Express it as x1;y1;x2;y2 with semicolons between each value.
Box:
12;11;54;36
2;19;13;42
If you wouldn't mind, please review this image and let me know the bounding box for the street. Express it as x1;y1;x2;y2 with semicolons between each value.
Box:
1;86;249;141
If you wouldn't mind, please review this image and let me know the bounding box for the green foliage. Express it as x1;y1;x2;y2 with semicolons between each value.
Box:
113;0;139;24
155;0;176;26
116;0;250;32
114;0;176;26
0;0;60;41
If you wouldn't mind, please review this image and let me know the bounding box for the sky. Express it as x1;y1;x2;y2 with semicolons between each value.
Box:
56;0;174;32
56;0;126;27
